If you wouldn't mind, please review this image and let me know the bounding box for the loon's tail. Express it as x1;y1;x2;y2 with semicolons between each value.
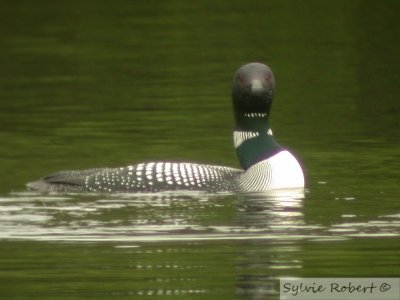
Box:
27;180;53;192
26;169;102;192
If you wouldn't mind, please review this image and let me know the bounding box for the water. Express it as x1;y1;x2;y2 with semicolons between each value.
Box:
0;0;399;299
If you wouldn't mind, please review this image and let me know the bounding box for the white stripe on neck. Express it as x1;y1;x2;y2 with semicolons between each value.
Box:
233;129;273;148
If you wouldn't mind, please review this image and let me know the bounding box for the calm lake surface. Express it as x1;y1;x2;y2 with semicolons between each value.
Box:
0;1;399;299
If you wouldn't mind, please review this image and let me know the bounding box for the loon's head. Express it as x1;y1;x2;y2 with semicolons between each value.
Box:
232;62;275;131
232;63;282;170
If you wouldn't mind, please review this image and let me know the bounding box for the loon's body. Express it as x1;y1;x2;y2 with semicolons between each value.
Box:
27;63;304;193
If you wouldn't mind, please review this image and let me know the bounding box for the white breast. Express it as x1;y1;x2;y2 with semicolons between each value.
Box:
238;150;304;192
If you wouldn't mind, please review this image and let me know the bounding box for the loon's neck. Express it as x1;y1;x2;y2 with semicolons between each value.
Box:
235;114;270;132
234;119;283;170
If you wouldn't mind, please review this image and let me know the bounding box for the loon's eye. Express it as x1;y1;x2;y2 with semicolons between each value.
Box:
265;73;271;81
238;74;245;85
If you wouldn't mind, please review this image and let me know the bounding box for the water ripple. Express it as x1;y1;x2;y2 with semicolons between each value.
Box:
0;190;399;242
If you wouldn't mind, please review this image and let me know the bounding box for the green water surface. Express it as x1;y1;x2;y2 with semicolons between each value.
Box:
0;0;399;299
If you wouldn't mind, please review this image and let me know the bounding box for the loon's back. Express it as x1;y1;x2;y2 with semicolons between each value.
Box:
27;62;305;193
27;162;242;193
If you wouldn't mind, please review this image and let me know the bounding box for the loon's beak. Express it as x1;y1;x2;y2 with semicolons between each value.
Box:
251;79;264;93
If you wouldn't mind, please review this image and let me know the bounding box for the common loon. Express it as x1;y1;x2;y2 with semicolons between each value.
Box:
27;62;304;193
